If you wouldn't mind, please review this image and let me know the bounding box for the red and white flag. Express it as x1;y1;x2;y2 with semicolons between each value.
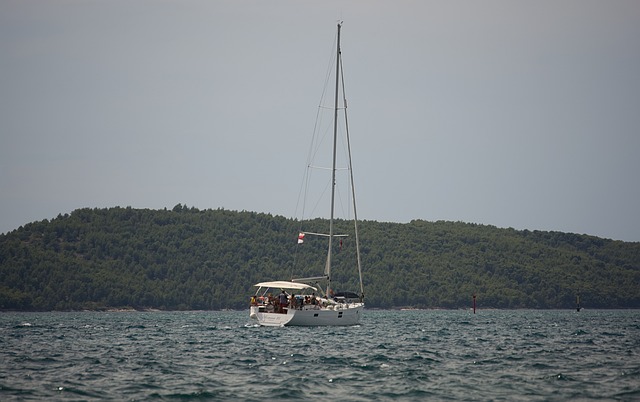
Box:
297;232;305;244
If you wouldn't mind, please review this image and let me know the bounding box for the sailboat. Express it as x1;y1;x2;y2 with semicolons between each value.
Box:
249;22;365;326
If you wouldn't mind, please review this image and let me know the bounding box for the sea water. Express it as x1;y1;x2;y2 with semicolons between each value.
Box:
1;310;638;400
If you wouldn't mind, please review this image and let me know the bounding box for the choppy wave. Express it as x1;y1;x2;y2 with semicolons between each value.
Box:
1;310;639;400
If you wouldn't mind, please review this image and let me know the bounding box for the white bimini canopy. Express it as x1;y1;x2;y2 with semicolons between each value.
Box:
253;281;317;291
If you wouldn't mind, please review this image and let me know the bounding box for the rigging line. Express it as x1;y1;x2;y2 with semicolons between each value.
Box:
294;153;310;224
307;30;338;165
297;30;339;222
298;109;331;221
309;175;332;219
301;165;313;220
293;25;342;285
297;101;325;222
339;47;365;300
319;105;346;110
308;112;331;184
309;120;332;165
300;165;333;223
334;182;350;221
305;31;348;204
317;31;338;109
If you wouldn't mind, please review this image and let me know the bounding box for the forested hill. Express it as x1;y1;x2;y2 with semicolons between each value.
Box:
1;206;639;311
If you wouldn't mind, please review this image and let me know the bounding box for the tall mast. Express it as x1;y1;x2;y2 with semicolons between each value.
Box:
325;21;342;297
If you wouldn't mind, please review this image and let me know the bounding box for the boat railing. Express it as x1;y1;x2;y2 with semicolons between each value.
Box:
250;293;361;312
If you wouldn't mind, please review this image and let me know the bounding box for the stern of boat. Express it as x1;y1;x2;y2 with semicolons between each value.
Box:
256;307;297;327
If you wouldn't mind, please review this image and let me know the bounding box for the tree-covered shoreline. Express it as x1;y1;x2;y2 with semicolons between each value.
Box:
1;206;638;311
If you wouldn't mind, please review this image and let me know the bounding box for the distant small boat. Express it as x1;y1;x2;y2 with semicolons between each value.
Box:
249;22;365;327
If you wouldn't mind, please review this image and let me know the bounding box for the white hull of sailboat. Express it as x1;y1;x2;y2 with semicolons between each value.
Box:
251;304;363;327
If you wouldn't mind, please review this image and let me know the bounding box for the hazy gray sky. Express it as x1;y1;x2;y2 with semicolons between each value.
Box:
1;0;639;241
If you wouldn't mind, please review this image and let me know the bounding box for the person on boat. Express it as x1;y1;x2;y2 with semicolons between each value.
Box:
250;296;257;305
310;293;317;306
264;293;274;312
278;290;288;313
290;293;298;310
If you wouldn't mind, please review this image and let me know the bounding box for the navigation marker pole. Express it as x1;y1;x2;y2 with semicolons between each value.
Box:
473;294;477;314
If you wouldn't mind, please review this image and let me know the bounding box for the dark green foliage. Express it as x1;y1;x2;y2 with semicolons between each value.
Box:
1;207;638;310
